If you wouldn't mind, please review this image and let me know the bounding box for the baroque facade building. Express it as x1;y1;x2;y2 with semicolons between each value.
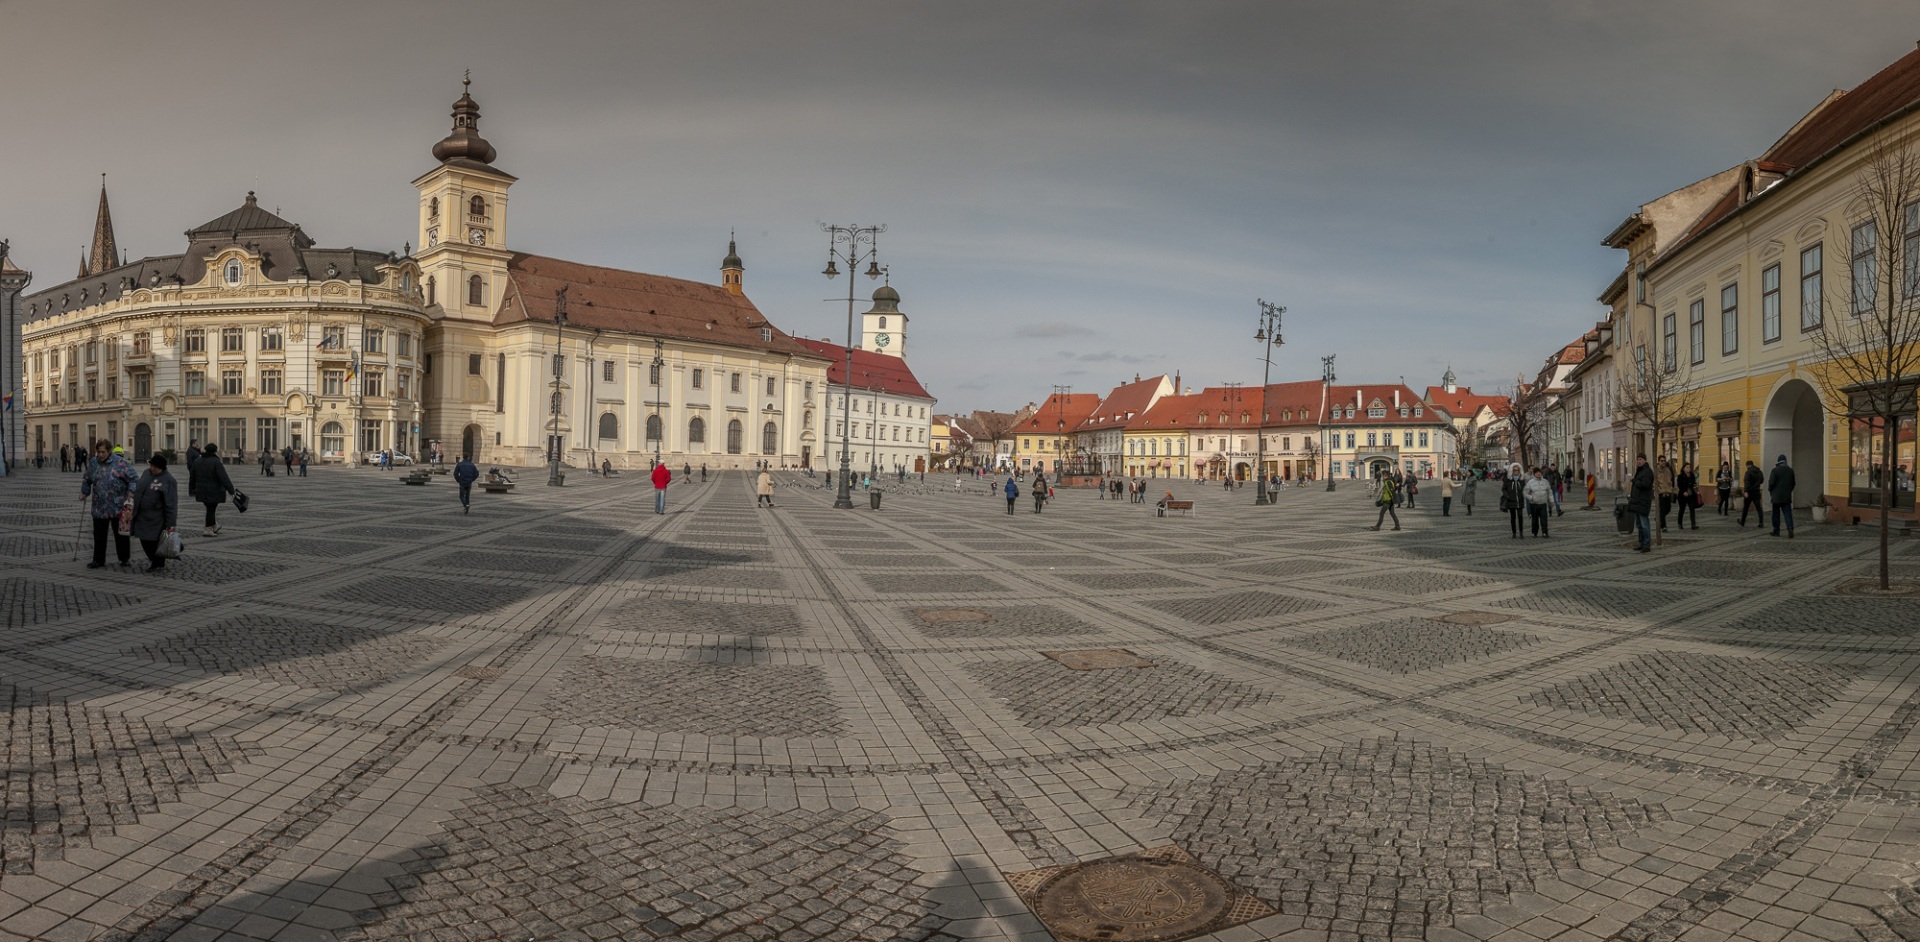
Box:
17;80;876;471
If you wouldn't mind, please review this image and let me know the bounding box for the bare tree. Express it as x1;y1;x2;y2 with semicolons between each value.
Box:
1493;376;1552;470
971;410;1019;470
1301;437;1322;482
1807;139;1920;590
1615;334;1704;546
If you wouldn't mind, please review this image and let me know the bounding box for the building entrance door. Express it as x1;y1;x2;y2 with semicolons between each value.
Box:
133;423;152;462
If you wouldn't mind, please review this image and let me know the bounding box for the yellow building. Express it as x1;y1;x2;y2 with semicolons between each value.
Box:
1638;47;1920;520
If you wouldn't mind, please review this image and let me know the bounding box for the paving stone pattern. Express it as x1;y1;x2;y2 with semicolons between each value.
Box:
1133;738;1667;940
3;467;1918;942
1289;619;1541;673
1523;650;1855;739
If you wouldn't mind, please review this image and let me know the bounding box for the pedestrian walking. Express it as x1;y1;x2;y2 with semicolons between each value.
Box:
1715;462;1734;515
1524;467;1552;538
1629;455;1655;552
258;450;273;476
1547;466;1564;516
756;468;775;508
699;464;707;482
81;441;136;569
453;455;478;514
1768;455;1797;537
131;454;179;573
1403;471;1417;509
652;461;672;514
1675;462;1699;530
1462;473;1477;516
1655;457;1677;531
1004;476;1019;514
1501;464;1526;538
298;449;309;477
190;443;235;537
1738;460;1764;527
1032;472;1047;513
282;446;295;476
1369;473;1401;530
1438;474;1455;516
60;443;71;472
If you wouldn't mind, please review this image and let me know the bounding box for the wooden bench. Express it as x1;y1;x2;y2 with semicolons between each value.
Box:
1159;499;1195;517
480;481;516;494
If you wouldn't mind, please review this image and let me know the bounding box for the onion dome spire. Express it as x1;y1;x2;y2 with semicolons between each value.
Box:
432;72;498;165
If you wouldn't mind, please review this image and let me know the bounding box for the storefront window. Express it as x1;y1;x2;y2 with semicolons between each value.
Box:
1849;413;1917;509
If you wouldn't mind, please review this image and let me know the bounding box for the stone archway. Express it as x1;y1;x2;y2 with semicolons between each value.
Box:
1367;458;1393;479
461;424;482;463
1763;379;1825;508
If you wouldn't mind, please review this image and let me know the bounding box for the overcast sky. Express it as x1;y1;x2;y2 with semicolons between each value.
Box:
5;1;1919;411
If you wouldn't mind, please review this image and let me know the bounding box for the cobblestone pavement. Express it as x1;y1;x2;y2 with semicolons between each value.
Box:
2;467;1920;941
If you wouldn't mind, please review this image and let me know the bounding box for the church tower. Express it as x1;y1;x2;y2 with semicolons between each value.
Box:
720;235;744;297
412;76;516;321
861;281;906;358
87;177;118;276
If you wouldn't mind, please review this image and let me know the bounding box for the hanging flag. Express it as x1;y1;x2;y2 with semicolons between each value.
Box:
1;394;11;412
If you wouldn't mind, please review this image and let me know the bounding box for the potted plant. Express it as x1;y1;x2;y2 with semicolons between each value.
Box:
1810;494;1831;524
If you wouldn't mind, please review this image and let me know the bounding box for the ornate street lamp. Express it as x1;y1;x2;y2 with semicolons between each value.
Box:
1051;384;1071;478
1253;299;1284;505
1321;354;1337;491
652;337;664;468
821;223;884;509
547;287;567;486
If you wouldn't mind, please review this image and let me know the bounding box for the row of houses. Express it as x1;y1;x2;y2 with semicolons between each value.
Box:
938;369;1511;482
1517;43;1920;523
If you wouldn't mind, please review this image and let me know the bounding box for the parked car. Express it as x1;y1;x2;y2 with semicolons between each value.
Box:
362;452;415;466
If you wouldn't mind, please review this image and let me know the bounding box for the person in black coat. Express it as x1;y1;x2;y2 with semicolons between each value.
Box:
1628;455;1655;552
130;454;179;572
453;456;479;514
1768;455;1797;537
189;443;235;537
1738;460;1765;527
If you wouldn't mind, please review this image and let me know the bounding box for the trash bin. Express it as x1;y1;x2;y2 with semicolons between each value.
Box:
870;490;882;511
1613;495;1633;533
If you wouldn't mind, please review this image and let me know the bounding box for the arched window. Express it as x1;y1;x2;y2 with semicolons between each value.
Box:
319;421;345;457
469;195;486;217
878;316;887;329
762;421;778;454
429;197;439;219
646;414;663;442
598;413;619;441
726;419;743;454
688;416;706;445
224;259;242;285
426;276;435;306
468;275;484;306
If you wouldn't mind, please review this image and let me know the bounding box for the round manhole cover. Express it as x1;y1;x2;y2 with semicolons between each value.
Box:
1034;857;1235;942
917;608;993;624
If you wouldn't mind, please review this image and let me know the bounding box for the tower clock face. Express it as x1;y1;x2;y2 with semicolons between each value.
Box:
874;333;891;347
468;228;487;245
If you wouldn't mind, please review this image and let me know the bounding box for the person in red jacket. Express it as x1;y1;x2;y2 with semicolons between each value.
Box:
651;461;672;515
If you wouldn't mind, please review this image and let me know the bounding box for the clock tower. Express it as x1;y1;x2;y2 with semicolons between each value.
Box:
412;76;516;323
860;282;906;358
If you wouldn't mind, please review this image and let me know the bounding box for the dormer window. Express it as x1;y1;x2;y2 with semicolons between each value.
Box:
1398;407;1408;418
224;259;242;285
1414;406;1423;417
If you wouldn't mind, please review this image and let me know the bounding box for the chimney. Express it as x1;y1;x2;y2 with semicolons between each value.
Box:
1393;389;1400;408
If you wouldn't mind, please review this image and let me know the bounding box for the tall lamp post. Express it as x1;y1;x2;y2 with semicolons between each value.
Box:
1321;354;1337;491
547;287;568;486
0;241;30;476
820;223;885;509
1050;384;1071;478
651;338;664;468
1253;299;1284;504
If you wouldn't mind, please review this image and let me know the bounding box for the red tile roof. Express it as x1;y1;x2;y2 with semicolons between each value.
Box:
495;253;825;360
1013;393;1102;434
1325;384;1452;425
1763;47;1920;170
1129;393;1204;430
1424;386;1505;419
1078;376;1169;431
791;338;934;399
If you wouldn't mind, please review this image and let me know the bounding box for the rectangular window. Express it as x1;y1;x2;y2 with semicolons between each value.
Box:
322;370;344;396
603;360;614;382
218;418;246;455
1907;202;1920;298
260;369;282;395
1801;243;1823;330
220;327;244;353
361;420;383;454
1419;431;1429;447
106;374;118;399
467;353;482;375
184;329;205;354
1853;221;1877;315
1366;431;1377;447
255;418;280;453
84;343;97;366
423;353;433;375
132;333;150;356
221;369;243;396
1635;260;1646;303
804;381;813;398
1663;314;1678;372
185;370;206;396
188;418;208;447
105;340;116;363
397;333;411;358
363;370;384;397
1345;432;1354;448
260;327;283;352
496;354;505;413
86;377;97;401
1761;264;1782;343
397;371;411;399
1720;284;1738;355
649;362;661;385
551;353;564;377
766;376;777;396
365;329;384;354
132;372;150;399
1687;301;1705;364
322;326;346;350
1403;431;1414;447
730;372;741;393
692;368;704;389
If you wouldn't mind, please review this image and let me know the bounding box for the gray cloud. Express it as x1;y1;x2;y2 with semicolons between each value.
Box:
4;1;1916;411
